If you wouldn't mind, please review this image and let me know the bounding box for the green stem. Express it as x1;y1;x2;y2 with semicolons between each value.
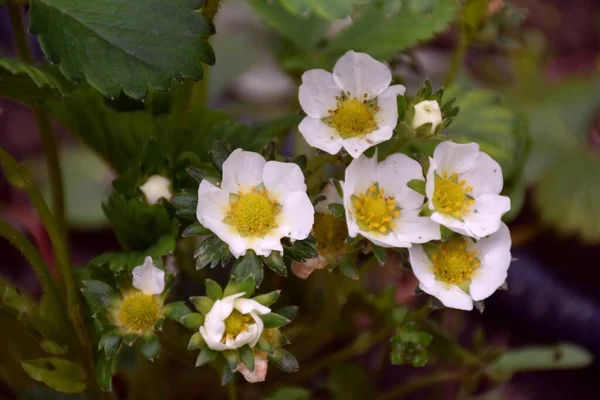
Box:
7;1;67;241
376;370;465;400
444;17;469;88
385;134;413;157
420;319;481;367
228;383;238;400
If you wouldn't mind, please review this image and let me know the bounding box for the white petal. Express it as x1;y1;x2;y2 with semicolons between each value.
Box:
298;69;341;119
360;229;412;248
342;126;393;158
263;161;307;201
376;84;406;127
426;157;436;210
221;149;266;193
463;194;511;238
314;182;343;214
199;326;228;351
420;282;473;311
200;216;248;258
196;180;229;223
431;212;471;237
433;142;480;175
230;329;255;349
332;51;391;100
132;256;165;295
412;100;443;133
394;210;441;244
474;222;512;253
139;175;172;204
298;117;344;155
343;152;378;198
249;311;264;348
234;298;271;315
278;192;315;240
409;245;436;287
460;152;504;198
377;153;424;209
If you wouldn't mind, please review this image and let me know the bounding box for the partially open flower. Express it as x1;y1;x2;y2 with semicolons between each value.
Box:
199;293;271;351
236;354;269;383
196;149;314;258
412;100;443;134
409;223;512;310
298;50;405;158
139;175;172;204
426;142;511;238
342;152;440;248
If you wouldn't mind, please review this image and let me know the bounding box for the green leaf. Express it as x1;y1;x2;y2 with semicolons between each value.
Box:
194;235;232;270
0;148;35;189
265;387;311;400
269;348;299;373
80;280;119;312
96;353;118;392
328;363;374;400
327;203;346;220
40;340;68;356
188;332;205;351
390;322;433;367
489;344;593;381
232;250;264;287
141;332;161;361
190;296;214;315
195;347;217;367
209;141;232;173
21;358;86;394
0;58;68;106
239;345;255;373
182;222;211;237
253;290;281;307
283;237;318;262
172;191;199;221
407;179;426;196
163;301;192;322
205;279;223;301
277;305;299;321
30;0;214;100
260;313;291;329
371;245;387;265
98;330;122;359
251;0;328;50
338;258;359;280
181;313;205;330
263;252;287;277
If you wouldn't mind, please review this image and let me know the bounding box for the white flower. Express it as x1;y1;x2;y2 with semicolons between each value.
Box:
410;223;512;310
298;50;405;158
314;181;343;214
139;175;172;204
132;256;165;296
199;293;271;351
235;354;268;383
412;100;443;134
342;152;441;248
426;142;511;238
196;149;314;258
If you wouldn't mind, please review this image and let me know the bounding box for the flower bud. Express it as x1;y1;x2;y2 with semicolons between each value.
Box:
139;175;172;204
412;100;443;134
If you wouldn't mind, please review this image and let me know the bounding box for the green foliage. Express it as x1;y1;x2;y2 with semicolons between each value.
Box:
0;58;68;106
278;0;365;19
253;290;281;307
80;280;119;313
141;332;161;361
21;358;87;394
390;322;433;367
407;179;426;196
29;0;215;99
260;312;291;329
181;313;205;330
489;344;593;381
338;258;359;280
194;235;232;269
263;252;288;277
327;203;346;220
195;346;217;367
239;345;255;372
98;330;122;359
205;279;223;301
269;348;299;373
163;302;193;322
265;387;311;400
40;340;68;356
328;363;374;400
282;237;318;263
232;250;264;286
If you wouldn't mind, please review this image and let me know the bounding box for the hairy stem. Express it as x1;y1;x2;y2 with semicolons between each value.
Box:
376;370;465;400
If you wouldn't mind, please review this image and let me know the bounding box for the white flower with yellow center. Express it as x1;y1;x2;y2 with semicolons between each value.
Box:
196;149;314;258
139;175;172;204
115;257;165;333
342;152;441;248
412;100;443;134
409;223;512;310
298;50;405;158
426;142;511;239
199;293;271;351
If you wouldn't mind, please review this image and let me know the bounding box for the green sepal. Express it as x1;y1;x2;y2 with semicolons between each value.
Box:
253;290;281;307
260;313;291;329
205;279;223;301
239;345;255;373
221;363;239;386
338;258;359;280
257;337;275;356
163;301;192;323
181;313;204;331
269;348;299;373
196;347;217;367
209;141;232;173
182;221;212;237
141;332;160;361
327;203;346;220
122;332;138;347
263;252;287;277
98;329;122;359
223;350;240;371
407;179;426;196
440;225;454;241
276;306;299;321
190;296;214;315
81;280;119;313
188;332;205;351
154;317;165;331
372;246;388;265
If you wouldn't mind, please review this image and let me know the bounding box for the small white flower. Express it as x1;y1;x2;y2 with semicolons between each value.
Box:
298;50;405;158
132;256;165;296
235;354;269;383
196;149;314;258
410;223;512;310
314;182;343;214
139;175;172;204
426;142;511;238
199;293;271;351
412;100;443;134
342;152;441;248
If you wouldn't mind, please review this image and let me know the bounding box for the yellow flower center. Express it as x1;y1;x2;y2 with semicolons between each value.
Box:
118;293;159;332
432;238;480;284
432;172;474;218
352;184;400;234
222;310;254;342
313;213;348;256
326;95;379;138
225;187;281;237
